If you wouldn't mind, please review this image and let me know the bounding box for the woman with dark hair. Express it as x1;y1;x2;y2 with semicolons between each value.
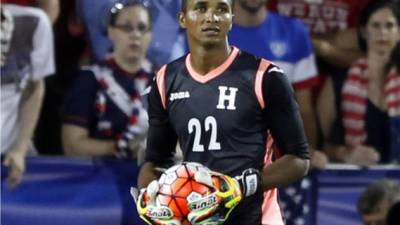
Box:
324;0;400;165
62;1;153;160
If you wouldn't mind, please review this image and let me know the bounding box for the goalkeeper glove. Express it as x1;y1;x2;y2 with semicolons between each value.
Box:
235;168;262;198
131;181;182;225
187;168;260;225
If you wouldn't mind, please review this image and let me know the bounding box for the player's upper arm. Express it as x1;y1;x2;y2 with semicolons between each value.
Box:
262;65;310;159
145;67;177;167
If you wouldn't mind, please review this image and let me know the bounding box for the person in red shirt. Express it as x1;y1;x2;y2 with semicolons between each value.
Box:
267;0;372;161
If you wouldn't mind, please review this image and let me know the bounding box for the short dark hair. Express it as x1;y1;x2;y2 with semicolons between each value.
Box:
357;179;400;215
107;0;152;27
180;0;234;13
357;0;400;52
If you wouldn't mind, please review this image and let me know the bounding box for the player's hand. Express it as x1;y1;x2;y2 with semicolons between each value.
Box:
130;181;182;225
187;168;260;225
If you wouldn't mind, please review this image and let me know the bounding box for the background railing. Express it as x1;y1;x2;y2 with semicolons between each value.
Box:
1;157;399;225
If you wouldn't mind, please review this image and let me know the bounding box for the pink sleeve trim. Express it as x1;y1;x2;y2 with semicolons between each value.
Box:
255;59;271;109
156;65;167;109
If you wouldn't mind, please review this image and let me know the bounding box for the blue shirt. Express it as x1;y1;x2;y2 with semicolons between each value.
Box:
63;59;153;140
229;12;317;89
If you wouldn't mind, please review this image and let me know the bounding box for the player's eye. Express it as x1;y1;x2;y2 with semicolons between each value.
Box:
194;3;207;13
217;6;228;13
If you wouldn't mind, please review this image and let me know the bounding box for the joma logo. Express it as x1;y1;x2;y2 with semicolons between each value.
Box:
170;91;190;101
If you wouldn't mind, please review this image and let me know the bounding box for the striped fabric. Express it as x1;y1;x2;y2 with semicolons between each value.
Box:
385;70;400;117
341;59;400;146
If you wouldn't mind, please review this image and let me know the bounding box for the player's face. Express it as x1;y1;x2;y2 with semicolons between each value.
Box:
108;6;152;62
179;0;233;47
237;0;266;13
365;7;400;57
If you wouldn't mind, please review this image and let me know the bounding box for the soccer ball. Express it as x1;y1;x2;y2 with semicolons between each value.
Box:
156;162;220;225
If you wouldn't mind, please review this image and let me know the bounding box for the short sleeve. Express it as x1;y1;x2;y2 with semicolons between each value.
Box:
291;19;318;90
63;70;98;128
30;7;55;80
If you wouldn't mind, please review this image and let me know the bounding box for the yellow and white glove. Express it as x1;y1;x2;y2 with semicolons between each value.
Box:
131;181;181;225
187;168;261;225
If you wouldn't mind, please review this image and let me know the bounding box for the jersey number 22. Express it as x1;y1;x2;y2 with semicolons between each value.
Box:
188;116;221;152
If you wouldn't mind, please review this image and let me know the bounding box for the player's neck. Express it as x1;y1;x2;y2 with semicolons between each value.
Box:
189;44;231;76
233;6;267;27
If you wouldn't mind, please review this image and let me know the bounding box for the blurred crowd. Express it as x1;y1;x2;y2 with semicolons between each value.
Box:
1;0;399;224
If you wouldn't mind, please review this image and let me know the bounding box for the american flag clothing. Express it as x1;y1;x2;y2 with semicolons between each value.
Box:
341;59;400;162
63;58;153;158
341;59;400;147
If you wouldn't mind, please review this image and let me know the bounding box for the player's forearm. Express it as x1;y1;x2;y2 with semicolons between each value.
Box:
138;162;159;189
261;154;310;191
15;80;45;153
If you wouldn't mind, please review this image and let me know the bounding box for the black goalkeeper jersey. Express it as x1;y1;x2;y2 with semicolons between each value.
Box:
145;46;309;225
146;46;309;172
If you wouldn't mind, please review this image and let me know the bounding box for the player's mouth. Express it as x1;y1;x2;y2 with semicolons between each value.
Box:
201;27;220;35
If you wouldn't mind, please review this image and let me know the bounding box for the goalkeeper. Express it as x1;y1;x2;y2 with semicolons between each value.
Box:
137;0;310;224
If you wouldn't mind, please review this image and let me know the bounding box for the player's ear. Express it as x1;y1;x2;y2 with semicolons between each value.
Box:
178;12;186;29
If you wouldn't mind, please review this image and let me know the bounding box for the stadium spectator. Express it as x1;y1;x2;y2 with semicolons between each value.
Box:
357;179;400;225
76;0;186;68
1;0;60;23
0;4;55;188
33;0;87;155
321;0;400;165
62;1;153;160
267;0;372;151
267;0;370;68
229;0;328;170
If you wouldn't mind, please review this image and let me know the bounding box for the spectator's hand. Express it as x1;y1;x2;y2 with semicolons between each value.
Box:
346;145;380;166
310;150;329;169
3;149;26;188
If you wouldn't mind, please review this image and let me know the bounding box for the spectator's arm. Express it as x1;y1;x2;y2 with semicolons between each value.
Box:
316;77;336;143
3;80;45;187
312;28;364;68
62;124;116;157
296;88;318;148
37;0;59;24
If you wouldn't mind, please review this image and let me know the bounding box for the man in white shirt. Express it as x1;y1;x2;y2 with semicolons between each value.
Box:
1;4;55;188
